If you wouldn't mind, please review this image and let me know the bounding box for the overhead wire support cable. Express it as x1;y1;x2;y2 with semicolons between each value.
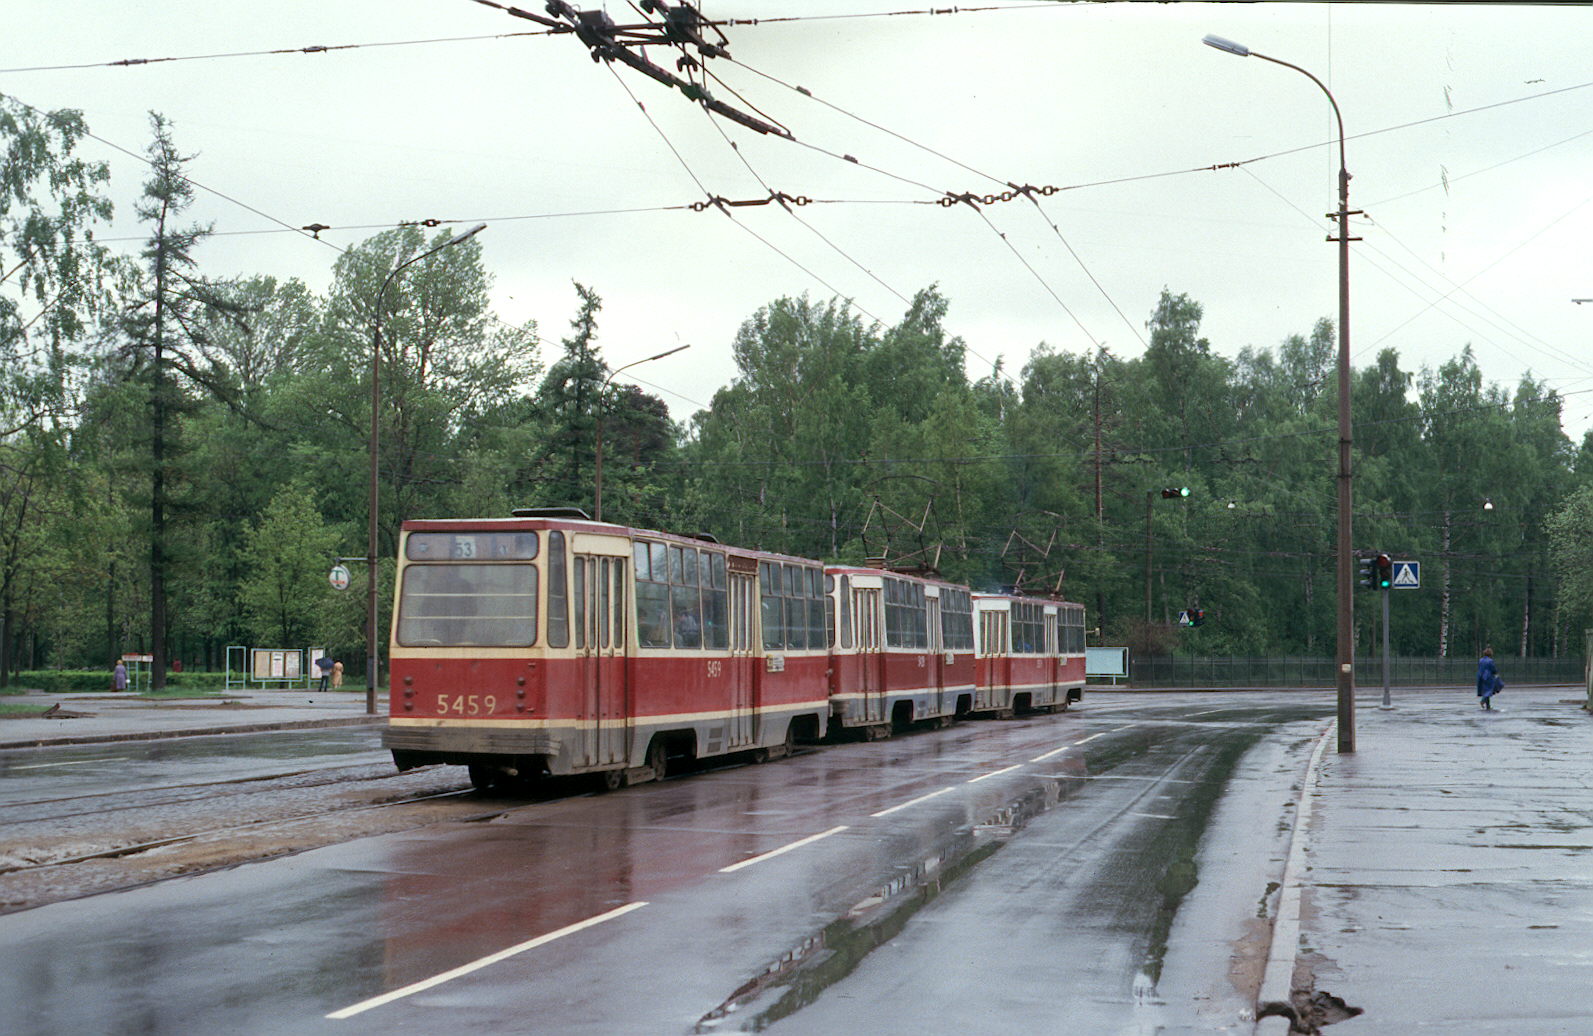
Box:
0;31;561;74
602;63;872;322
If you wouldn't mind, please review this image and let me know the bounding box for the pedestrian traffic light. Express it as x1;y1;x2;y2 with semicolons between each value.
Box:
1160;487;1191;499
1375;553;1393;590
1358;555;1376;590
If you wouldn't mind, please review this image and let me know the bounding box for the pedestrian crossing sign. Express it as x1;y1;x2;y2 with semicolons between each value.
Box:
1391;560;1419;588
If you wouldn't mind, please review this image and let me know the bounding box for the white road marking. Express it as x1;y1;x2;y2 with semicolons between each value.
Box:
1029;725;1129;762
325;901;649;1019
718;825;850;873
870;786;956;818
966;763;1022;784
9;759;123;770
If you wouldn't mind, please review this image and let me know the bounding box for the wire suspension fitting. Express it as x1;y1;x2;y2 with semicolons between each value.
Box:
691;191;812;212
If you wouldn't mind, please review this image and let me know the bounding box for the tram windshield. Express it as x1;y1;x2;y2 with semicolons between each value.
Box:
397;563;539;646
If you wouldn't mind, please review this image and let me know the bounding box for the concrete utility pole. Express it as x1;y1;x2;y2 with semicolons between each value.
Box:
1204;34;1359;752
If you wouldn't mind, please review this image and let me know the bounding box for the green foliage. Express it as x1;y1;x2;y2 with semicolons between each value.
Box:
0;97;1582;667
237;484;342;647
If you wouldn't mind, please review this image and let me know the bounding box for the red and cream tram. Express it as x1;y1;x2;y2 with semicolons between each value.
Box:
971;591;1086;715
824;565;978;739
384;509;830;791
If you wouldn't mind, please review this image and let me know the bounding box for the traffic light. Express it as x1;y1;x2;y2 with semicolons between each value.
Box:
1358;553;1394;590
1374;553;1393;590
1160;487;1191;499
1190;607;1206;626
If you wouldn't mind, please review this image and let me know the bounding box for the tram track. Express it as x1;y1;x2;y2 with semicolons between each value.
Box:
0;786;485;877
0;760;394;824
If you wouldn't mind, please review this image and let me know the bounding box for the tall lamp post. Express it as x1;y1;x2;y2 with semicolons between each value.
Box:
1203;34;1358;752
366;223;487;715
593;344;690;523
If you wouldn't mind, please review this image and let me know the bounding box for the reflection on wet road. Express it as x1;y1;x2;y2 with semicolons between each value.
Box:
0;693;1331;1034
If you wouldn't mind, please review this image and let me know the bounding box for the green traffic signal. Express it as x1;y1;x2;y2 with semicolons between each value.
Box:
1375;553;1393;590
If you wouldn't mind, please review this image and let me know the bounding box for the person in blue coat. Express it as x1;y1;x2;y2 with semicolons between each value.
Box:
1476;647;1499;710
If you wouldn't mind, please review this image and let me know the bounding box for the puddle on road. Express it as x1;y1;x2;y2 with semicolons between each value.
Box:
698;720;1271;1032
695;781;1062;1032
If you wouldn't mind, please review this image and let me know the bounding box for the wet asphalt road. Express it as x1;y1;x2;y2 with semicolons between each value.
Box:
0;728;388;809
0;694;1331;1035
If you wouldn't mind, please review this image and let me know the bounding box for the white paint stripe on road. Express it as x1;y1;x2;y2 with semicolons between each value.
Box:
1029;725;1129;762
966;763;1022;784
719;825;849;873
870;786;956;818
10;759;123;769
325;901;649;1019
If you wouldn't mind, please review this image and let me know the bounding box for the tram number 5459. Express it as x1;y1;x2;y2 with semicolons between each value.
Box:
437;693;497;716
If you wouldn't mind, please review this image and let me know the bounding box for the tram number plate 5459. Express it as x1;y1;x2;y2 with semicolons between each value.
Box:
437;693;497;716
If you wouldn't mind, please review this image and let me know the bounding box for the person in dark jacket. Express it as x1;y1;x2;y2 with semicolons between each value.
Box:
1476;647;1499;710
316;655;335;692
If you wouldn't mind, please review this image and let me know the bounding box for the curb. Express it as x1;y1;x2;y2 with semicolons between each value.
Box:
1255;719;1335;1035
0;714;383;750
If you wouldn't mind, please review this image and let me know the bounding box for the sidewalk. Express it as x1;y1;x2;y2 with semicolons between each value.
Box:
0;687;380;749
1286;685;1593;1033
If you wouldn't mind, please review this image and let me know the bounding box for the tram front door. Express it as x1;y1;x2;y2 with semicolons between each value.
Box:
854;587;885;724
574;553;628;768
727;569;756;748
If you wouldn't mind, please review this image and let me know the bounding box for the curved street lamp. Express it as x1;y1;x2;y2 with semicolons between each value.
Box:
593;343;691;523
366;223;487;715
1204;34;1357;752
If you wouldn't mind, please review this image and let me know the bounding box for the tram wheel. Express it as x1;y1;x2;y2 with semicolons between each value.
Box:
646;739;669;783
599;767;627;792
468;764;509;794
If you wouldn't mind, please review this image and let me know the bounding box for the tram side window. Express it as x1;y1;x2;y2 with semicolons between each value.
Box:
760;563;784;650
807;567;825;648
1062;605;1085;654
671;546;703;649
634;541;671;648
941;588;973;652
840;575;853;650
783;564;807;650
702;552;728;650
825;574;836;649
884;578;928;650
547;531;569;648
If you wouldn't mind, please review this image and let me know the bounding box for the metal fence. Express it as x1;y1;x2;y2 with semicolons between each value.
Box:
1122;655;1587;688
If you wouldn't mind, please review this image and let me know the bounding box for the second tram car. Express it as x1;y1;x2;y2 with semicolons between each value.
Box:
824;565;977;739
384;510;830;791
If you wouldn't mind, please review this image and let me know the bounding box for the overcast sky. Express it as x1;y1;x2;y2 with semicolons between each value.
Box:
8;1;1593;442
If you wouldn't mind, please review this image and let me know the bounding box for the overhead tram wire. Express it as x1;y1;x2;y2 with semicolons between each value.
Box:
1235;164;1593;383
0;30;563;75
602;63;880;325
722;54;1147;348
463;0;1102;371
0;91;346;258
691;79;911;307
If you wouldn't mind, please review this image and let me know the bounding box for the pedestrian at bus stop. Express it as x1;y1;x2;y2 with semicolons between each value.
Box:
331;660;344;689
1476;647;1501;710
316;655;335;693
112;659;128;692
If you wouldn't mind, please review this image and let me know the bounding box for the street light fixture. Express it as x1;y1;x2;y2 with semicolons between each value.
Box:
366;223;487;715
1204;33;1358;752
593;343;691;523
